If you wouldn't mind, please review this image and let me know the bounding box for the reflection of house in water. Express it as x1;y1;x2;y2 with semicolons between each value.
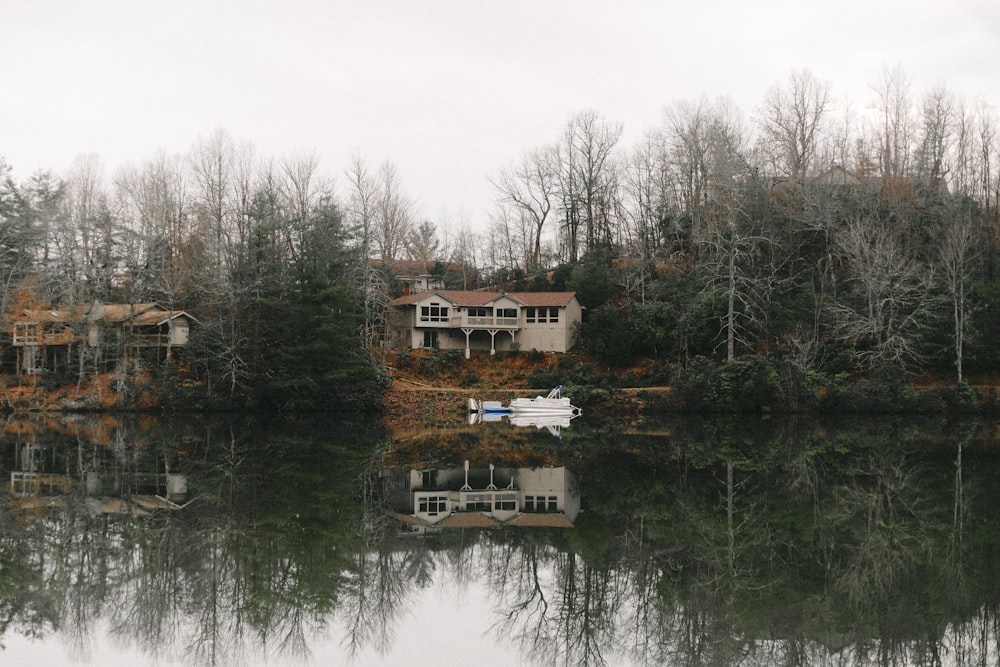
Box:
9;442;73;496
384;461;579;532
6;440;190;514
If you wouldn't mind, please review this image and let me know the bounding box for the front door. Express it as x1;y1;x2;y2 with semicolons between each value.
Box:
422;331;439;349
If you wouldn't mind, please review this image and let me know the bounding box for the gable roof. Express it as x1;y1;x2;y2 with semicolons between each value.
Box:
131;309;198;326
90;302;198;325
91;302;160;323
10;303;198;337
507;292;577;307
15;306;85;323
389;290;578;308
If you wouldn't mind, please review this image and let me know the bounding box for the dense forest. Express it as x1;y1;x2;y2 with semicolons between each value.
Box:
1;67;999;411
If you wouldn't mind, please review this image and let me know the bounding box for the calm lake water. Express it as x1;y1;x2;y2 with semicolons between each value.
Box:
2;411;999;667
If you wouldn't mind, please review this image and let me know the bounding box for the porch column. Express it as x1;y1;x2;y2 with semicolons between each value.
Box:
461;328;473;359
488;329;498;355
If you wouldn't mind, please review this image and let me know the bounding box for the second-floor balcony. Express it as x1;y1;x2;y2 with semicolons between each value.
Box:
12;325;77;347
464;315;519;329
417;313;520;330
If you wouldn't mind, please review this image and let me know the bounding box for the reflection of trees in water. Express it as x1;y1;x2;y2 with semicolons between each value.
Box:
340;544;421;657
489;543;622;666
0;416;388;666
475;416;1000;666
5;416;1000;666
828;450;928;610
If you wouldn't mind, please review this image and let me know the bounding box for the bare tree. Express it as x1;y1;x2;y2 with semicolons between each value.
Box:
558;110;623;261
190;128;235;274
228;140;261;274
114;151;188;303
374;161;413;263
485;206;523;279
665;98;712;214
447;221;481;290
699;212;776;362
53;155;107;302
915;85;954;185
664;97;750;246
870;64;914;179
619;131;673;302
975;101;999;214
697;108;778;361
939;203;978;384
346;153;389;347
828;213;938;371
758;69;832;178
492;145;559;272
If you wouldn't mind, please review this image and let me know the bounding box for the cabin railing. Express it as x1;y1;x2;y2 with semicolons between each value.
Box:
12;329;78;346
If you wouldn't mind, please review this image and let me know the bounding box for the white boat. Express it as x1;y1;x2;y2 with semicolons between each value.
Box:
469;386;581;417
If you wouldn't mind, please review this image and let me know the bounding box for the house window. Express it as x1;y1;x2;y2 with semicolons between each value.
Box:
422;331;439;349
548;307;559;323
525;495;558;512
466;501;491;511
468;307;488;317
527;307;549;323
494;500;516;511
419;302;449;322
418;495;448;516
499;308;517;319
420;470;437;488
14;322;37;344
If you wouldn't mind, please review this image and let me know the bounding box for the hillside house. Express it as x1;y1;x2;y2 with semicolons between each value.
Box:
9;306;85;373
392;260;448;295
8;301;197;373
86;302;195;350
388;290;583;357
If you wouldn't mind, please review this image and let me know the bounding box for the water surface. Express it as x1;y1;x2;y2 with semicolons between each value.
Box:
1;413;998;666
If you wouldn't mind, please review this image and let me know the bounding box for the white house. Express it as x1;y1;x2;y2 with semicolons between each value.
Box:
388;290;583;357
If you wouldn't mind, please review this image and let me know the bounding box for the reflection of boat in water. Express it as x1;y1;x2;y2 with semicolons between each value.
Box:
468;385;582;418
468;410;577;438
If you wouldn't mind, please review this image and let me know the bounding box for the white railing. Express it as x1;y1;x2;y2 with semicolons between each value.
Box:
416;314;521;329
464;316;519;329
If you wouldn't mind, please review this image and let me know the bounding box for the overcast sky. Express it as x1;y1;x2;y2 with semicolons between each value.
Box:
2;0;999;233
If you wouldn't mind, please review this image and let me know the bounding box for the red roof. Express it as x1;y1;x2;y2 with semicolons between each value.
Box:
389;290;577;308
507;292;577;307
